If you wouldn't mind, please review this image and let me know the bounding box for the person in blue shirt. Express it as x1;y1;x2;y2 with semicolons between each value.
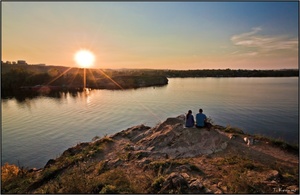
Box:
196;108;208;128
185;110;195;127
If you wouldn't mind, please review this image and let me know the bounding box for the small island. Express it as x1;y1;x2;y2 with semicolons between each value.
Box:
2;116;298;194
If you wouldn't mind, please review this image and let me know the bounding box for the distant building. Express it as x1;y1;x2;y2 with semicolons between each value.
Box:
17;60;27;65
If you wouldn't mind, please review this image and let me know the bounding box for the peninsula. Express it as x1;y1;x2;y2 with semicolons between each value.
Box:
2;116;298;194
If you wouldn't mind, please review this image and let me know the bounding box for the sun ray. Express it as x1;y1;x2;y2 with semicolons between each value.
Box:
87;69;99;88
67;68;81;87
46;67;74;86
96;68;161;122
96;69;125;90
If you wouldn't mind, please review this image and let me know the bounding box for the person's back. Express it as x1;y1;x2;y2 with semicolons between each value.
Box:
185;110;195;128
196;109;207;128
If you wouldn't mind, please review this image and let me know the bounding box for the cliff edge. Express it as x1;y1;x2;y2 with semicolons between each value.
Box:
2;116;299;194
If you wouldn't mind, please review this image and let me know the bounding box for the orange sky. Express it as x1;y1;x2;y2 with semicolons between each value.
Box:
2;2;298;70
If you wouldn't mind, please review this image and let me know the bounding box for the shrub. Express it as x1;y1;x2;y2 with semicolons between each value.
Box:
98;169;133;193
150;176;165;193
97;161;109;174
91;136;100;141
206;117;214;125
224;169;257;193
42;163;98;194
224;125;244;134
253;134;299;153
1;163;20;182
1;163;34;193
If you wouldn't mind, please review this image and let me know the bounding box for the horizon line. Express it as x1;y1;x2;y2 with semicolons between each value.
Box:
2;62;298;71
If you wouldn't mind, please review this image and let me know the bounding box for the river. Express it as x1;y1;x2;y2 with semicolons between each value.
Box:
2;77;298;168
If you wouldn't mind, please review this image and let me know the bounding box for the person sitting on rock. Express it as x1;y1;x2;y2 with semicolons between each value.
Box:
196;108;212;129
185;110;195;128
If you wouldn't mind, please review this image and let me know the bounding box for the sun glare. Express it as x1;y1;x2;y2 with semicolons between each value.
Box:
74;50;95;68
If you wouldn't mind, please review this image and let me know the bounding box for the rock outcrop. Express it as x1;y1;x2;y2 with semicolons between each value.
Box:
1;116;299;194
115;117;230;159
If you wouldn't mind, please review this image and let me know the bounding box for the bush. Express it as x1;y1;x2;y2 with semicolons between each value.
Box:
1;163;33;193
224;125;244;134
150;176;165;193
98;169;133;193
1;163;20;182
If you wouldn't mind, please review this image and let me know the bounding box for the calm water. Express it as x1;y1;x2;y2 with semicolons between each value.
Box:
2;77;298;168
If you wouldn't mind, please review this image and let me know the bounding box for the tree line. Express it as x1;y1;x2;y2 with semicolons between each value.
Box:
1;66;169;98
1;64;298;97
125;68;299;78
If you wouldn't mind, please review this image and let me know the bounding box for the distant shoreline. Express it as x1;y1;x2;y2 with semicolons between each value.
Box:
1;63;299;78
2;63;299;75
1;63;298;98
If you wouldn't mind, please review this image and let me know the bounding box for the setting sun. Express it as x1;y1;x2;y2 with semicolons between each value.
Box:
74;50;95;68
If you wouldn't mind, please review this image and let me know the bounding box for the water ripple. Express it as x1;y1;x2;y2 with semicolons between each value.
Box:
2;77;298;168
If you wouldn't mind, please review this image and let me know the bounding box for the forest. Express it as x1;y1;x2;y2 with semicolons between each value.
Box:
127;68;299;77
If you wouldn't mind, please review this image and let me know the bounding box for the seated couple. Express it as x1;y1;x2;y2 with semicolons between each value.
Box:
185;109;212;129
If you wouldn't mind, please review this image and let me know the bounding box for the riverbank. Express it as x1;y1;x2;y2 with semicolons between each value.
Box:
2;116;298;194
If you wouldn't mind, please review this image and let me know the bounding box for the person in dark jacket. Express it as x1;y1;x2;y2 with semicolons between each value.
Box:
185;110;195;127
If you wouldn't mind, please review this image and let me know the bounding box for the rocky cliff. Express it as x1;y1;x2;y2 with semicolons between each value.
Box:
1;116;299;194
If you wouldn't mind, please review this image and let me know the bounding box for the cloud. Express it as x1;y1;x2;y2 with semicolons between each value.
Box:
230;27;298;56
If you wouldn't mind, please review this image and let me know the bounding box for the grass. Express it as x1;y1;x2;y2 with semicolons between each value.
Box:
1;134;115;194
97;168;134;193
224;168;259;193
224;125;244;134
218;155;263;171
149;175;165;193
213;124;244;134
209;155;268;193
2;124;298;194
216;124;298;153
2;152;298;194
148;160;183;175
97;160;109;175
35;161;143;193
1;163;37;194
253;134;299;153
35;162;100;193
269;161;299;186
211;154;298;193
212;155;266;193
1;163;19;182
146;158;203;178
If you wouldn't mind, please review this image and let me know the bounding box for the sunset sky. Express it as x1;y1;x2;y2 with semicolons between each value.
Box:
2;2;298;70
